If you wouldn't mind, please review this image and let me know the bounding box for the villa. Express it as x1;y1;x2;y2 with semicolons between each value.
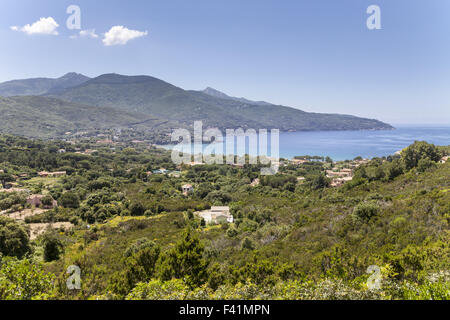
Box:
195;206;234;224
326;169;353;178
330;176;353;187
326;168;354;187
182;184;194;196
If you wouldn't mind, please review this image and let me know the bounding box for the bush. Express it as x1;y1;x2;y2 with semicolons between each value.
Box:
417;157;436;173
307;174;330;190
241;237;255;250
205;191;232;205
59;192;80;209
109;238;162;296
0;257;56;300
129;202;146;216
0;216;31;258
385;159;404;180
126;279;189;300
42;231;64;262
352;202;380;223
226;226;238;238
40;195;55;207
159;228;209;288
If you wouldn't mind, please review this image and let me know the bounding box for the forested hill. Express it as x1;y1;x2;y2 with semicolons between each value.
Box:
0;73;393;140
0;73;90;97
48;73;393;132
0;95;169;139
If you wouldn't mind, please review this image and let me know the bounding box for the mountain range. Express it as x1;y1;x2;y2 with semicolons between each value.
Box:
0;72;393;139
0;73;90;97
201;87;273;106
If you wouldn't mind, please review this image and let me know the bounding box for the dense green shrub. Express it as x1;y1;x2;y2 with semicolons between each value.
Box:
401;141;441;170
159;228;209;288
59;192;80;209
42;231;64;262
0;216;31;258
352;202;380;223
0;257;56;300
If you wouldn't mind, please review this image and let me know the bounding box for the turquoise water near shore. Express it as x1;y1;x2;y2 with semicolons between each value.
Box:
162;125;450;161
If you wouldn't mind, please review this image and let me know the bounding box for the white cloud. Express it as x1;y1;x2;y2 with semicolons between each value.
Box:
102;26;148;46
80;29;99;38
11;17;59;35
70;29;99;39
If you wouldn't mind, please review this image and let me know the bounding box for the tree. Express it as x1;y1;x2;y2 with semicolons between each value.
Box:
0;216;31;258
308;174;330;190
352;202;380;223
208;263;226;290
385;159;404;180
401;141;441;170
417;157;436;173
0;173;14;188
42;231;63;262
59;192;80;209
109;238;161;297
129;202;146;216
41;195;55;207
205;190;232;204
159;228;209;288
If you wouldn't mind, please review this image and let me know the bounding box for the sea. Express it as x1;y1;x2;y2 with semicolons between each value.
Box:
161;125;450;161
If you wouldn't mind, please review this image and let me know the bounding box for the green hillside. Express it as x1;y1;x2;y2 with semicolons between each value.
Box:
0;73;90;97
0;73;393;141
50;73;394;132
0;96;166;138
0;136;448;300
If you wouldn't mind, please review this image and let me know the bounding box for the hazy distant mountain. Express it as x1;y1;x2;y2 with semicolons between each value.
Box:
0;73;90;97
0;72;393;140
0;95;166;139
49;73;393;132
202;87;273;106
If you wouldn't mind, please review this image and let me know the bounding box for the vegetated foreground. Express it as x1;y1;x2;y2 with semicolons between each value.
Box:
0;135;449;300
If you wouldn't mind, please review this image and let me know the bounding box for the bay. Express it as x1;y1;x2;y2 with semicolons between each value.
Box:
161;125;450;161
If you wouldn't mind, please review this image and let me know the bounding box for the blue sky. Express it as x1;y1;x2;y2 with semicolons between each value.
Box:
0;0;449;125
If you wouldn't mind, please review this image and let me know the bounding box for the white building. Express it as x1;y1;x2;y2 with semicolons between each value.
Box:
196;206;234;224
182;184;194;196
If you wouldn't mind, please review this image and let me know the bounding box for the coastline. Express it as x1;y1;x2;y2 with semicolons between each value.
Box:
157;126;449;162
